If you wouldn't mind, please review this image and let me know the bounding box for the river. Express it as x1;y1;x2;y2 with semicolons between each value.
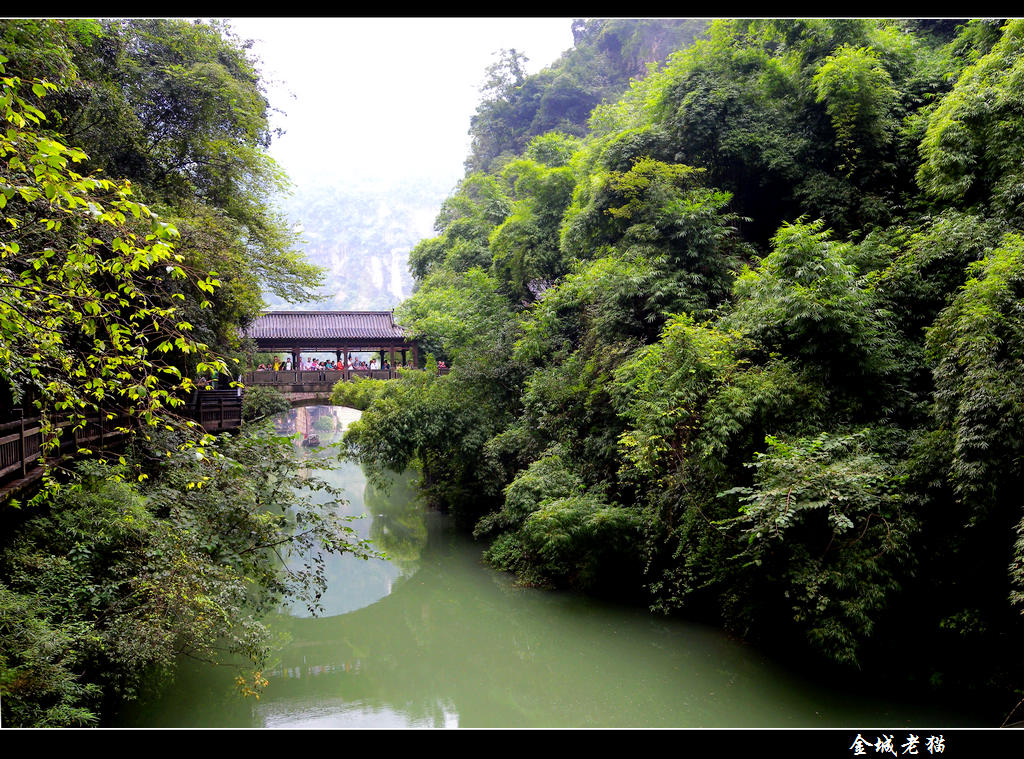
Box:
114;405;984;728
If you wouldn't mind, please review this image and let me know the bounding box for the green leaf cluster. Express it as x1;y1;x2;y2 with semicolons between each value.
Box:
0;19;340;726
341;18;1024;709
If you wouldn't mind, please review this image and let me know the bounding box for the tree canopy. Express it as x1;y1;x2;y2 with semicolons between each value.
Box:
344;18;1024;716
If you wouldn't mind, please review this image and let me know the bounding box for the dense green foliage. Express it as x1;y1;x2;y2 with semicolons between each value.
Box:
0;19;319;391
1;427;374;725
0;19;362;727
466;20;709;174
330;374;391;411
346;18;1024;715
241;384;290;423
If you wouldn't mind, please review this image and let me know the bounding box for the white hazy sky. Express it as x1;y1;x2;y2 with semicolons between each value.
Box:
227;17;576;193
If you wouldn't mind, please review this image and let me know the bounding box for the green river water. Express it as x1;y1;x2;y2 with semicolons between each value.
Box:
114;405;985;729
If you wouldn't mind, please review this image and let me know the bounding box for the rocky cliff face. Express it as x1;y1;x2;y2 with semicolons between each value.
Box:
583;18;709;80
267;177;451;312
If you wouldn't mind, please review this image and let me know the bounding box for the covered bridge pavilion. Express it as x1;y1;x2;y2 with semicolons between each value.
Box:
243;311;419;387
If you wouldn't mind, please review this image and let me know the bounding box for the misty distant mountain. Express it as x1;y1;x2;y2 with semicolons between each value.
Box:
266;177;453;312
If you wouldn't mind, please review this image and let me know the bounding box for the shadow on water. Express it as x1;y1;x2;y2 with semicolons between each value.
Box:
114;406;987;728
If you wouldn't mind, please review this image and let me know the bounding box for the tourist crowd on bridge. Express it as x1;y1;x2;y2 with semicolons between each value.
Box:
258;357;411;372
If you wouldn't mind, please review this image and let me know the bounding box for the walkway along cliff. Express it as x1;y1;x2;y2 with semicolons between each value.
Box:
0;391;243;502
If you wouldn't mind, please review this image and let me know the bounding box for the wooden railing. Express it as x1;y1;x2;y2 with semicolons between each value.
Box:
245;369;396;384
1;413;45;484
244;366;449;385
0;391;243;498
0;410;133;485
192;390;244;431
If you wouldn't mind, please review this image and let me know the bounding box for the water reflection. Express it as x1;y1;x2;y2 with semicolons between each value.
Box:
274;405;426;617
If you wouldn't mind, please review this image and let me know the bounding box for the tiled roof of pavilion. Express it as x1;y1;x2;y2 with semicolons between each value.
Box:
245;311;408;341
